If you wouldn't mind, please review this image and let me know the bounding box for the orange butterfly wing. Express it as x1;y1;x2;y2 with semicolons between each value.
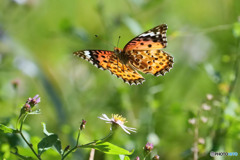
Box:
127;50;173;76
122;24;173;76
74;50;145;85
123;24;168;51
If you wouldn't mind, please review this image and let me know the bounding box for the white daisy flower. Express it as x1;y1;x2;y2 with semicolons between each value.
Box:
98;114;136;134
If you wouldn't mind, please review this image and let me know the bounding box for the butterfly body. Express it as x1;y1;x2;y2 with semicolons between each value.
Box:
74;24;173;85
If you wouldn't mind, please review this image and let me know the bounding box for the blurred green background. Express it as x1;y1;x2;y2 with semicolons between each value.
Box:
0;0;240;159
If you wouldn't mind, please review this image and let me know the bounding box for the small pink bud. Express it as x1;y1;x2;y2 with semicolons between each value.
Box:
135;156;140;160
152;155;160;160
80;119;87;130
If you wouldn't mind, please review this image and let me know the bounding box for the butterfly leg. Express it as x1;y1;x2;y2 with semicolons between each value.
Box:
127;63;138;72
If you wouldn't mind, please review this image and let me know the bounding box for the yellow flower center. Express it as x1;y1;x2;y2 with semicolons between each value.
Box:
112;114;127;124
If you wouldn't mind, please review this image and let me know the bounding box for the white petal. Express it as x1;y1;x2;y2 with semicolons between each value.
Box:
98;114;110;121
120;126;131;134
126;127;137;132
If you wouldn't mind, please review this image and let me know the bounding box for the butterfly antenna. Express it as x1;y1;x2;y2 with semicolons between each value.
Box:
94;34;114;49
116;36;121;48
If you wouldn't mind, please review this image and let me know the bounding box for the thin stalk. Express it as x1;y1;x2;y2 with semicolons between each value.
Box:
143;152;151;160
62;130;113;160
79;130;113;148
18;114;41;160
62;128;81;160
193;111;199;160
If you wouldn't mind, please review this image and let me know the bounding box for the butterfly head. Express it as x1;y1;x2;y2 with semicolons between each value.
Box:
114;47;123;54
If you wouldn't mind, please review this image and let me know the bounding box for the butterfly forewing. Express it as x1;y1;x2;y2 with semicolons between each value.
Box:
74;50;145;85
123;24;168;51
74;50;114;70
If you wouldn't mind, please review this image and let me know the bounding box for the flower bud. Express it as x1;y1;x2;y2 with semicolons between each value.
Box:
135;156;140;160
152;155;160;160
198;137;205;144
144;142;153;152
188;118;196;125
11;79;20;89
80;119;86;130
206;94;213;100
64;145;70;152
23;103;31;112
201;103;211;111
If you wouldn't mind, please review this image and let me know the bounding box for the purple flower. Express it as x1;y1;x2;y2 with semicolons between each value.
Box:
27;94;40;107
145;142;154;151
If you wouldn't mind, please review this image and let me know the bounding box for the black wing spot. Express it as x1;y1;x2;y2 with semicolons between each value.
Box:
148;44;152;48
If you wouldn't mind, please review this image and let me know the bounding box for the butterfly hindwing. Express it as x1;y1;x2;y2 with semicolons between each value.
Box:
127;49;173;76
123;24;168;51
107;55;145;85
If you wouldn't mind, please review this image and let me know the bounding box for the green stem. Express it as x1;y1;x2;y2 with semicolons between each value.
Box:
18;114;41;160
62;145;77;160
225;38;240;104
143;152;151;160
193;111;199;160
62;130;113;160
62;128;82;160
79;130;114;148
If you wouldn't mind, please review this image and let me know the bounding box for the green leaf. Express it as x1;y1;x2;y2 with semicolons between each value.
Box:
54;139;63;155
0;124;17;133
119;155;130;160
81;142;133;155
28;109;41;115
37;134;58;155
123;156;130;160
42;122;51;136
41;123;63;155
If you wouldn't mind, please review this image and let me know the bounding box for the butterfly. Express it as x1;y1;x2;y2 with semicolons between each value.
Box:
74;24;173;85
